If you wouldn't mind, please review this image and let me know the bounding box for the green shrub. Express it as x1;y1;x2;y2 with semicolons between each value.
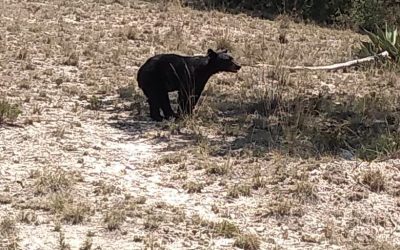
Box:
360;24;400;63
348;0;386;31
187;0;400;30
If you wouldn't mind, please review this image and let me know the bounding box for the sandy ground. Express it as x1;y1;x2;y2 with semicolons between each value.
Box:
1;0;400;249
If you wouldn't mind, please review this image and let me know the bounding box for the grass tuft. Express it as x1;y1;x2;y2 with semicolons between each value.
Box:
234;233;261;250
0;100;22;124
362;169;386;192
104;209;126;231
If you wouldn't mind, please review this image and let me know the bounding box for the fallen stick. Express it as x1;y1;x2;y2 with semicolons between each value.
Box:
251;51;389;71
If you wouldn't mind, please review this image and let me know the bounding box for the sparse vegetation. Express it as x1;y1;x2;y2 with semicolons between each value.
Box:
362;169;386;192
266;198;302;217
1;0;400;249
0;100;22;124
234;233;261;250
0;217;19;249
205;162;229;175
216;36;234;51
156;153;186;165
293;180;317;202
214;220;240;238
183;181;204;193
227;184;251;198
144;214;163;231
79;236;93;250
251;173;267;190
88;96;101;110
61;202;91;225
33;167;73;195
104;209;126;231
63;51;79;66
58;231;71;250
18;211;37;225
0;217;17;237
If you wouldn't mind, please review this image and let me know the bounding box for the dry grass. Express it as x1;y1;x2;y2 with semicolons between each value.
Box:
227;184;251;198
0;217;19;249
362;168;386;192
234;233;261;250
32;167;74;195
213;220;241;238
0;0;400;249
103;208;126;231
183;181;204;193
0;100;21;124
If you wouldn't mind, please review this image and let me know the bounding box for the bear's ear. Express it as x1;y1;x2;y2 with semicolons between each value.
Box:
207;49;217;58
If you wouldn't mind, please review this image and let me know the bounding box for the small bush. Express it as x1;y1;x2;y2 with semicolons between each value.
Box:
183;181;204;193
214;220;240;238
0;217;17;237
362;169;385;192
62;203;91;224
0;100;22;124
33;167;73;195
88;96;101;110
227;184;251;198
359;24;400;64
0;216;19;249
234;233;261;250
63;51;79;66
206;163;229;175
104;209;126;231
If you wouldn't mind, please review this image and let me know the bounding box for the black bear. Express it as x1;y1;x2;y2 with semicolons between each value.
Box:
137;49;241;121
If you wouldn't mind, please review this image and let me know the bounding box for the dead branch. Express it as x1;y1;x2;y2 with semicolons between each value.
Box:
251;51;389;71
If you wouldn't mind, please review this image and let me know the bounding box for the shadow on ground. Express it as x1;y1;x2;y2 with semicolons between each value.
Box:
203;91;400;160
96;89;400;161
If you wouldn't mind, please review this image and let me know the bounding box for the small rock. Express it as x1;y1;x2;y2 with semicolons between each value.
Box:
339;149;354;160
255;226;265;233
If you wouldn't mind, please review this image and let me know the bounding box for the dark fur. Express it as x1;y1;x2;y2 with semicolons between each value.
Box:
137;49;241;121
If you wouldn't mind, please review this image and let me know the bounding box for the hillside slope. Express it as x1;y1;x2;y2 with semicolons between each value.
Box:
1;0;400;249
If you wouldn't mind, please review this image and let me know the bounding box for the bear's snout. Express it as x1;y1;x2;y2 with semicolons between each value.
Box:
230;62;241;72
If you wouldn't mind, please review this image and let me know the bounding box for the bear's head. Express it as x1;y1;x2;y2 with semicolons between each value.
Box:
207;48;241;73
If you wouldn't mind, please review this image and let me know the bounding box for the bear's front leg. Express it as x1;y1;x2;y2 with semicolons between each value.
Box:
149;102;163;121
147;97;163;121
159;92;178;120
